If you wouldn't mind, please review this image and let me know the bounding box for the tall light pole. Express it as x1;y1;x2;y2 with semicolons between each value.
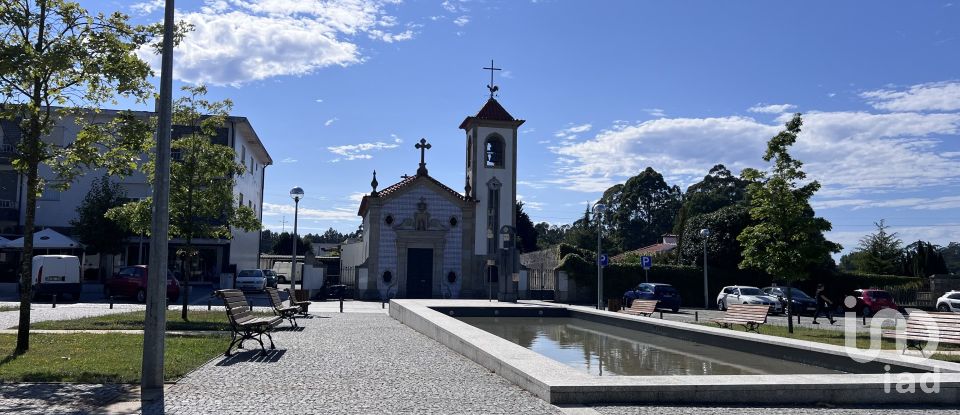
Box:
289;187;304;293
700;228;710;309
593;203;606;310
500;225;517;302
142;0;175;404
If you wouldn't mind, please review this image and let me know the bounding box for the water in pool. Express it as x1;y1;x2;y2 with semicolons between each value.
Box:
457;316;842;376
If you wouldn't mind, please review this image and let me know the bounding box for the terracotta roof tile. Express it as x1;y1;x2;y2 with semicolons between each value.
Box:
474;98;515;121
358;174;470;216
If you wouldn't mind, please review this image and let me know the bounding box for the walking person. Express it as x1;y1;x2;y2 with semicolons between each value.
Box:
812;283;836;325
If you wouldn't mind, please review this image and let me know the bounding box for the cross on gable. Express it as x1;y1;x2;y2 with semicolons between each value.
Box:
483;59;501;99
416;138;432;175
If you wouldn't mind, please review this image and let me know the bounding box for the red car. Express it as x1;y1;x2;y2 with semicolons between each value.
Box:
105;265;180;303
850;289;899;317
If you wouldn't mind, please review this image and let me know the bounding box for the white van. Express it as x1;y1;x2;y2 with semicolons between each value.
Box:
31;255;82;300
271;261;304;284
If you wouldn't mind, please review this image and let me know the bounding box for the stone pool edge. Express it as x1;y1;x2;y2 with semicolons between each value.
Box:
389;299;960;406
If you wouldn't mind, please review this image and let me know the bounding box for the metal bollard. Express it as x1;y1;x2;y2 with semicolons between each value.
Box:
52;294;57;308
340;292;344;313
382;300;385;309
207;298;211;311
110;296;114;309
695;311;698;322
797;312;801;324
659;310;663;319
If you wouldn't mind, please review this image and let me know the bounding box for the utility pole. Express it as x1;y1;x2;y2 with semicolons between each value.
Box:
142;0;174;404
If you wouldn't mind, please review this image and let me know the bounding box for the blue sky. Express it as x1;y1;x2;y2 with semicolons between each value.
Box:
99;0;959;255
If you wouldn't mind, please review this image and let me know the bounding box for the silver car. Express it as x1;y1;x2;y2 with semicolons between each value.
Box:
936;291;960;312
716;285;783;314
235;269;267;292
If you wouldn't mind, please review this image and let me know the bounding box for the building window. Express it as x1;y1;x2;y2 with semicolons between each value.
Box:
240;145;246;165
484;135;505;168
466;135;473;169
239;193;244;208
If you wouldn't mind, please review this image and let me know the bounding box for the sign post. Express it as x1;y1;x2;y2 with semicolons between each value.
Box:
641;255;652;283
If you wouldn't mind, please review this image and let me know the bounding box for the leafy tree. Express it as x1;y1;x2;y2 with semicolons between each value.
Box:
534;222;568;250
271;231;311;256
260;229;276;254
70;175;129;278
679;204;752;270
673;164;750;260
563;204;598;251
847;220;903;275
942;242;960;275
515;201;538;253
107;86;260;321
599;167;682;253
900;240;949;277
0;0;163;353
738;114;841;333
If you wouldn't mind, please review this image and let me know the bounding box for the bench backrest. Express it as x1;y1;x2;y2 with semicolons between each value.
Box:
723;304;769;323
286;288;303;304
215;289;256;326
903;312;960;343
628;300;658;314
265;287;284;310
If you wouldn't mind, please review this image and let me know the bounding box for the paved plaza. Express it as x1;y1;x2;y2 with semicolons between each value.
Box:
1;301;956;414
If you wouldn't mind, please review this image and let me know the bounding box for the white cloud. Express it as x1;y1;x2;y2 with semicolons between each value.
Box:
748;103;797;114
553;123;592;141
550;109;960;195
327;140;401;161
262;202;357;221
814;195;960;211
347;192;367;202
644;108;666;118
131;0;164;15
315;98;324;103
325;117;339;126
828;223;960;255
861;81;960;112
280;157;298;163
453;16;470;26
136;1;412;86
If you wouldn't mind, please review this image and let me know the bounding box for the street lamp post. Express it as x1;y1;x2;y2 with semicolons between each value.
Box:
500;225;517;302
700;228;710;309
289;187;304;293
593;203;606;310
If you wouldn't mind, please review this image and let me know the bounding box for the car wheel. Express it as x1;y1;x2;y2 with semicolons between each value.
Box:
278;276;287;284
136;289;146;303
862;306;872;317
938;304;950;312
718;300;726;311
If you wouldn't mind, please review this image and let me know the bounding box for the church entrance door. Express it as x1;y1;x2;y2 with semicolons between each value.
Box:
406;248;434;298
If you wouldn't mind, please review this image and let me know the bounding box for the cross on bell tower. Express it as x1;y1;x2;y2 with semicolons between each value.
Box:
483;59;501;99
415;138;432;175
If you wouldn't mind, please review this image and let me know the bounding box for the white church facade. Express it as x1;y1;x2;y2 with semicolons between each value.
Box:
341;96;524;301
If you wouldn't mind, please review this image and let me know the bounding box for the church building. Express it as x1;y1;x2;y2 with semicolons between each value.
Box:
340;89;524;301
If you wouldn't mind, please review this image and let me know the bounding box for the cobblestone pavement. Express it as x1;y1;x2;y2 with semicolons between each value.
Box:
593;405;960;414
0;383;134;415
142;312;562;415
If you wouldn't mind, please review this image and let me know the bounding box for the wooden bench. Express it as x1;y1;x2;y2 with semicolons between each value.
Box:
215;289;281;356
286;288;312;315
712;304;770;333
620;300;658;317
882;311;960;356
266;287;299;328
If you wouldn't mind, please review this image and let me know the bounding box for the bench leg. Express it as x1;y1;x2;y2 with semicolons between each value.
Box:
262;330;276;350
904;340;926;357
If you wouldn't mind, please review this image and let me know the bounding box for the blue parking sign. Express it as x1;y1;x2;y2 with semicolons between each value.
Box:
641;255;652;270
599;254;609;267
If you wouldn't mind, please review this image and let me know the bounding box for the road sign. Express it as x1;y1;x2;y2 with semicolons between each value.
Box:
641;255;652;270
599;254;609;267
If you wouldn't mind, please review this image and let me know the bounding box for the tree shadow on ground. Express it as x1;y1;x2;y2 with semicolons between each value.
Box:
0;383;133;414
215;349;286;366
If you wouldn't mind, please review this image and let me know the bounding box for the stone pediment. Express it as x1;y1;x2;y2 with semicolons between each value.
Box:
392;197;450;232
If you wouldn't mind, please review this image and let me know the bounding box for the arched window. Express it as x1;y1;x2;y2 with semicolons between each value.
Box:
484;135;505;168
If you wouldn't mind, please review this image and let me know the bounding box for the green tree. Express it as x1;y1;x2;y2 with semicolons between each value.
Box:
901;240;949;277
107;86;260;321
70;175;129;278
679;204;752;270
674;164;751;263
563;204;598;251
515;201;538;253
0;0;163;353
738;114;841;333
534;222;568;250
271;231;311;256
942;242;960;275
847;220;903;275
599;167;682;253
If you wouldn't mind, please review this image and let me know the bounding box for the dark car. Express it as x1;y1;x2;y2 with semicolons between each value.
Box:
849;289;900;316
105;265;180;303
261;269;279;288
761;286;818;315
623;283;681;312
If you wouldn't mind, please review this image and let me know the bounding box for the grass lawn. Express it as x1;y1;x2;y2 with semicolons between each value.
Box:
28;310;272;331
0;333;226;382
0;305;18;312
707;323;960;363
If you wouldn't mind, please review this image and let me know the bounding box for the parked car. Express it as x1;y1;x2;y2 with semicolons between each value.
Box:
936;291;960;312
235;269;268;292
716;286;783;314
848;289;900;316
261;269;279;288
272;261;303;284
761;286;818;315
29;255;82;300
105;265;180;303
623;283;681;312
